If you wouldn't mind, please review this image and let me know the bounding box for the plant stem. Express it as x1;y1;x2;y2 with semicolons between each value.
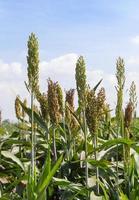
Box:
93;133;99;195
83;109;89;197
53;126;57;162
31;91;35;184
68;127;72;160
124;128;130;197
63;110;68;160
116;126;119;188
18;119;22;159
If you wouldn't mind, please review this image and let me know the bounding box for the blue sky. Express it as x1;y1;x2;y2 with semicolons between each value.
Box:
1;0;139;68
1;0;139;120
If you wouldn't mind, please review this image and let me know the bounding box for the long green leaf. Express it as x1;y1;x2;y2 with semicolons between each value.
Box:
36;147;51;191
1;151;25;171
97;138;136;152
87;159;110;169
36;154;63;197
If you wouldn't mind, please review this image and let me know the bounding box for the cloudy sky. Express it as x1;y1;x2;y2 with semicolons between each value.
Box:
1;0;139;120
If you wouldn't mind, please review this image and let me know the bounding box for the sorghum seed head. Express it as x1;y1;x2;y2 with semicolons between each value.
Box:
15;96;22;120
56;83;64;117
75;56;87;109
47;79;60;124
65;89;75;111
27;33;39;93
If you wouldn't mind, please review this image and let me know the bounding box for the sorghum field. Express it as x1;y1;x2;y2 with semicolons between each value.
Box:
1;33;139;200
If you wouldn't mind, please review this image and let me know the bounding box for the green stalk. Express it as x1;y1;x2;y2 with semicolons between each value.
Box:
52;126;57;162
83;109;89;197
31;91;35;184
124;106;131;196
93;132;99;195
63;108;66;139
124;128;130;196
18;119;22;159
73;138;76;155
68;126;72;160
22;114;26;157
116;127;119;188
63;106;68;160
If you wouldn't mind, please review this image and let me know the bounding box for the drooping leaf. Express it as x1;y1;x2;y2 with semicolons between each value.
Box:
1;151;25;171
97;138;136;152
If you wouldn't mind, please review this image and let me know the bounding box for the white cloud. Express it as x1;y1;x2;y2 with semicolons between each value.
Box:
127;57;139;65
40;53;78;76
39;53;79;89
1;54;139;121
11;62;22;75
0;60;23;81
131;36;139;45
0;60;27;120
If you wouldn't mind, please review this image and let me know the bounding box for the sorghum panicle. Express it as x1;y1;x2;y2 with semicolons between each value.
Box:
36;88;49;122
27;33;39;93
115;57;125;122
97;87;106;119
15;96;22;120
86;89;98;133
56;83;64;118
65;89;75;124
75;56;87;109
47;79;60;125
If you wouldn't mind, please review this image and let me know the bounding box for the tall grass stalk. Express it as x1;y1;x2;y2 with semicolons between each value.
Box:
65;89;76;160
124;102;133;196
15;96;22;158
85;87;105;195
47;79;61;162
31;91;35;183
83;109;88;187
115;57;125;188
75;56;89;196
27;33;39;183
52;126;57;162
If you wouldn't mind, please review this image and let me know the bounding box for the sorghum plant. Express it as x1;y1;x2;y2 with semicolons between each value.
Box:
124;102;133;196
75;56;88;192
27;33;39;184
65;89;78;158
47;79;61;161
115;57;125;186
86;87;106;194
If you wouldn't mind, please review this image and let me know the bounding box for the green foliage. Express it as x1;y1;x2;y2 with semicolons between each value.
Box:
0;120;18;137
